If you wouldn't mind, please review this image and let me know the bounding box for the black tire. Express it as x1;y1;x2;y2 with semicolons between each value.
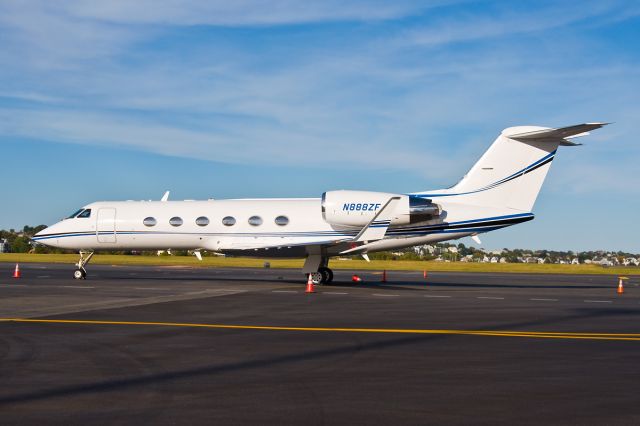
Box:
318;267;333;284
73;269;84;280
326;268;334;283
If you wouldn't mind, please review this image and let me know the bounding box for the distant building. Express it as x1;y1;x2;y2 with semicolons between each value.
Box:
0;239;9;253
623;258;639;266
598;258;612;267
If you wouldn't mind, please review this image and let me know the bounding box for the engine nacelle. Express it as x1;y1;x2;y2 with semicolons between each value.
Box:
321;190;440;227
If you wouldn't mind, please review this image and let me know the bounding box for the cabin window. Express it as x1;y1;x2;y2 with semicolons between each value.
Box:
275;215;289;226
143;217;157;227
195;216;209;226
248;216;263;226
77;209;92;218
169;217;183;227
222;216;236;226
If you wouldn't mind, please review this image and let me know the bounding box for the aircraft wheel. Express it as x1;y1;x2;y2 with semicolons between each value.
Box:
310;272;322;284
326;268;334;283
318;267;333;284
73;269;86;280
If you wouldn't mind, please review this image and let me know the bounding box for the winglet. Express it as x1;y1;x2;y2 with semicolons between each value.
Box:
161;191;170;202
352;196;401;243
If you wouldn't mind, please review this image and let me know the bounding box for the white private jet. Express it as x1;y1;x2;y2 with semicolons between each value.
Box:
33;123;607;282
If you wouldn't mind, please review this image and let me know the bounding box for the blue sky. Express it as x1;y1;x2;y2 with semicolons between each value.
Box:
0;1;638;252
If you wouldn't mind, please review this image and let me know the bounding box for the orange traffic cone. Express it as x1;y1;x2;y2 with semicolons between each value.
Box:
382;270;387;283
617;278;625;295
13;263;21;278
352;274;362;282
423;270;427;279
306;274;315;293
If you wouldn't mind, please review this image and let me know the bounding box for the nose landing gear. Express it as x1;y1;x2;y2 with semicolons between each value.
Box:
73;251;94;280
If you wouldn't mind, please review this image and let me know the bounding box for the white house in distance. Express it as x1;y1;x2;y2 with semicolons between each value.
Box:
387;243;638;266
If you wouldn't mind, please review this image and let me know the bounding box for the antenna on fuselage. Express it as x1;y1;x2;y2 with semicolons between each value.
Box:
161;191;170;202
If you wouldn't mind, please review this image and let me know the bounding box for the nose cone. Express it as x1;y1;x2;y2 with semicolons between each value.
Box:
32;224;59;248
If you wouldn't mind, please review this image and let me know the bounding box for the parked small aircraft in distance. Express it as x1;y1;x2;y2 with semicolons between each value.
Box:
33;123;607;282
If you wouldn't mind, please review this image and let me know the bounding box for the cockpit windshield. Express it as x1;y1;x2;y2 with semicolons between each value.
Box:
66;208;91;219
67;208;85;219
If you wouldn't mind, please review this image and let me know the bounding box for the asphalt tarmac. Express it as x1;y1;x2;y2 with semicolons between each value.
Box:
1;262;639;425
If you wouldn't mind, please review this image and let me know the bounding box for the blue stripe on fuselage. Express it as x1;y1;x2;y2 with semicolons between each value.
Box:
32;213;533;242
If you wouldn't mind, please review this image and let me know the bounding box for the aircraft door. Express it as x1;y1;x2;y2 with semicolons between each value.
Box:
97;208;117;243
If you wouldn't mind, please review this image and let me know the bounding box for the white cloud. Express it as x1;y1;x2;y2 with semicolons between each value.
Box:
404;1;637;47
0;0;451;31
68;0;432;25
0;0;638;194
0;91;63;103
0;4;142;72
0;107;457;178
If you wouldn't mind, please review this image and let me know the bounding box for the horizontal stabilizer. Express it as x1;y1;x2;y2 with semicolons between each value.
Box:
506;123;609;144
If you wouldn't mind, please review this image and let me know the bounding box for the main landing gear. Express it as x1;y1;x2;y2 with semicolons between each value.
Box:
73;251;94;280
318;266;334;284
308;268;334;285
304;254;333;285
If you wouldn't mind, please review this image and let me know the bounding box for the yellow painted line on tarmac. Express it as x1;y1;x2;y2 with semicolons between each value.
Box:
1;318;640;341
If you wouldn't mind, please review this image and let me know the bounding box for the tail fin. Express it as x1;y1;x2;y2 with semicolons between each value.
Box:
431;123;607;212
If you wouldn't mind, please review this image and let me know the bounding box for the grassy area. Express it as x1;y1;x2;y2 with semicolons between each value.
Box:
0;253;638;276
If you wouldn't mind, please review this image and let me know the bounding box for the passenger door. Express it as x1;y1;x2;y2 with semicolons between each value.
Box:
97;208;117;243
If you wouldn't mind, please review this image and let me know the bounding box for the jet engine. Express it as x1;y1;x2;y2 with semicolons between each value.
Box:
321;190;440;227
